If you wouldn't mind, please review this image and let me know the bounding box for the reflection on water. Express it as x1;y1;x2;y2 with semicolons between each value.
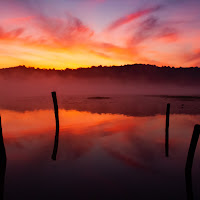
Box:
1;95;200;199
185;125;200;200
1;95;200;116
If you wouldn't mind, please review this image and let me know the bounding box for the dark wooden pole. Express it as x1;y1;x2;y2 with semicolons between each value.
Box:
51;92;59;161
165;103;170;157
185;124;200;200
0;116;7;200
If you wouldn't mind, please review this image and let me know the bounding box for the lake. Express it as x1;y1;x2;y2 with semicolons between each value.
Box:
1;95;200;199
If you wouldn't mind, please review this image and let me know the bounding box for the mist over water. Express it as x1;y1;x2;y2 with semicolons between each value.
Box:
1;76;200;98
1;65;200;99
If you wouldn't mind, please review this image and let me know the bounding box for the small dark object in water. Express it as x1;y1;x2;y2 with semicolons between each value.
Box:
88;97;110;100
159;95;200;101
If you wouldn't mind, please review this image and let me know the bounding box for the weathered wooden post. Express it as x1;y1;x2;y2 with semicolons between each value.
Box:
51;92;59;161
0;116;7;200
185;124;200;200
165;103;170;157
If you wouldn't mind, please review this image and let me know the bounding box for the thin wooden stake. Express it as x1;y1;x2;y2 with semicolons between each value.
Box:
51;92;59;161
185;124;200;200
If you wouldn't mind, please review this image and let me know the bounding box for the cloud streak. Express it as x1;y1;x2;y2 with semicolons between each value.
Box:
106;5;162;31
3;16;34;24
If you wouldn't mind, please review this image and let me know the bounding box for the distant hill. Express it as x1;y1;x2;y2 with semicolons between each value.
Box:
0;64;200;86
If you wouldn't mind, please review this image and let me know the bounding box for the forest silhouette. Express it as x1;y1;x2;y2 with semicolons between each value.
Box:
0;64;200;86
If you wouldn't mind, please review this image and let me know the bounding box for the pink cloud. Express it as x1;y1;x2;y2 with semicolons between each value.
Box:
33;13;94;48
3;16;34;24
157;28;179;43
106;5;162;31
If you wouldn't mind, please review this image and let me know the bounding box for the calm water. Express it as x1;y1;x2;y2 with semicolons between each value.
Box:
1;95;200;200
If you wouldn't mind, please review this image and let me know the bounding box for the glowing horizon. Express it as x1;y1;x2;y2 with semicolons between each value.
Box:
0;0;200;69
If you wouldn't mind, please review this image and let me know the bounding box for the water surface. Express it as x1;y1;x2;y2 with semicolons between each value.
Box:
1;95;200;199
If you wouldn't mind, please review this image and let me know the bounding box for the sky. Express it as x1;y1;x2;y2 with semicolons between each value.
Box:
0;0;200;69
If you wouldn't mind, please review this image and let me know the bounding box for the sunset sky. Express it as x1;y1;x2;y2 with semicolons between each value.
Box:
0;0;200;69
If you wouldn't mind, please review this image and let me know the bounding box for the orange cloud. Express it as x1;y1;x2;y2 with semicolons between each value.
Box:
185;48;200;66
0;26;24;41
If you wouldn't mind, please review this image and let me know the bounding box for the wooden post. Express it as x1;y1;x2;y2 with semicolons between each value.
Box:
165;103;170;157
0;116;7;200
185;124;200;200
51;92;59;161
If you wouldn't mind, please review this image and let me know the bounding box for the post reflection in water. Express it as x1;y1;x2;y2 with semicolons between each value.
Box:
185;172;193;200
0;117;6;200
165;103;170;157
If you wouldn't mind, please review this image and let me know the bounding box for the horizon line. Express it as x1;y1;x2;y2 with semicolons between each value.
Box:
0;63;200;71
